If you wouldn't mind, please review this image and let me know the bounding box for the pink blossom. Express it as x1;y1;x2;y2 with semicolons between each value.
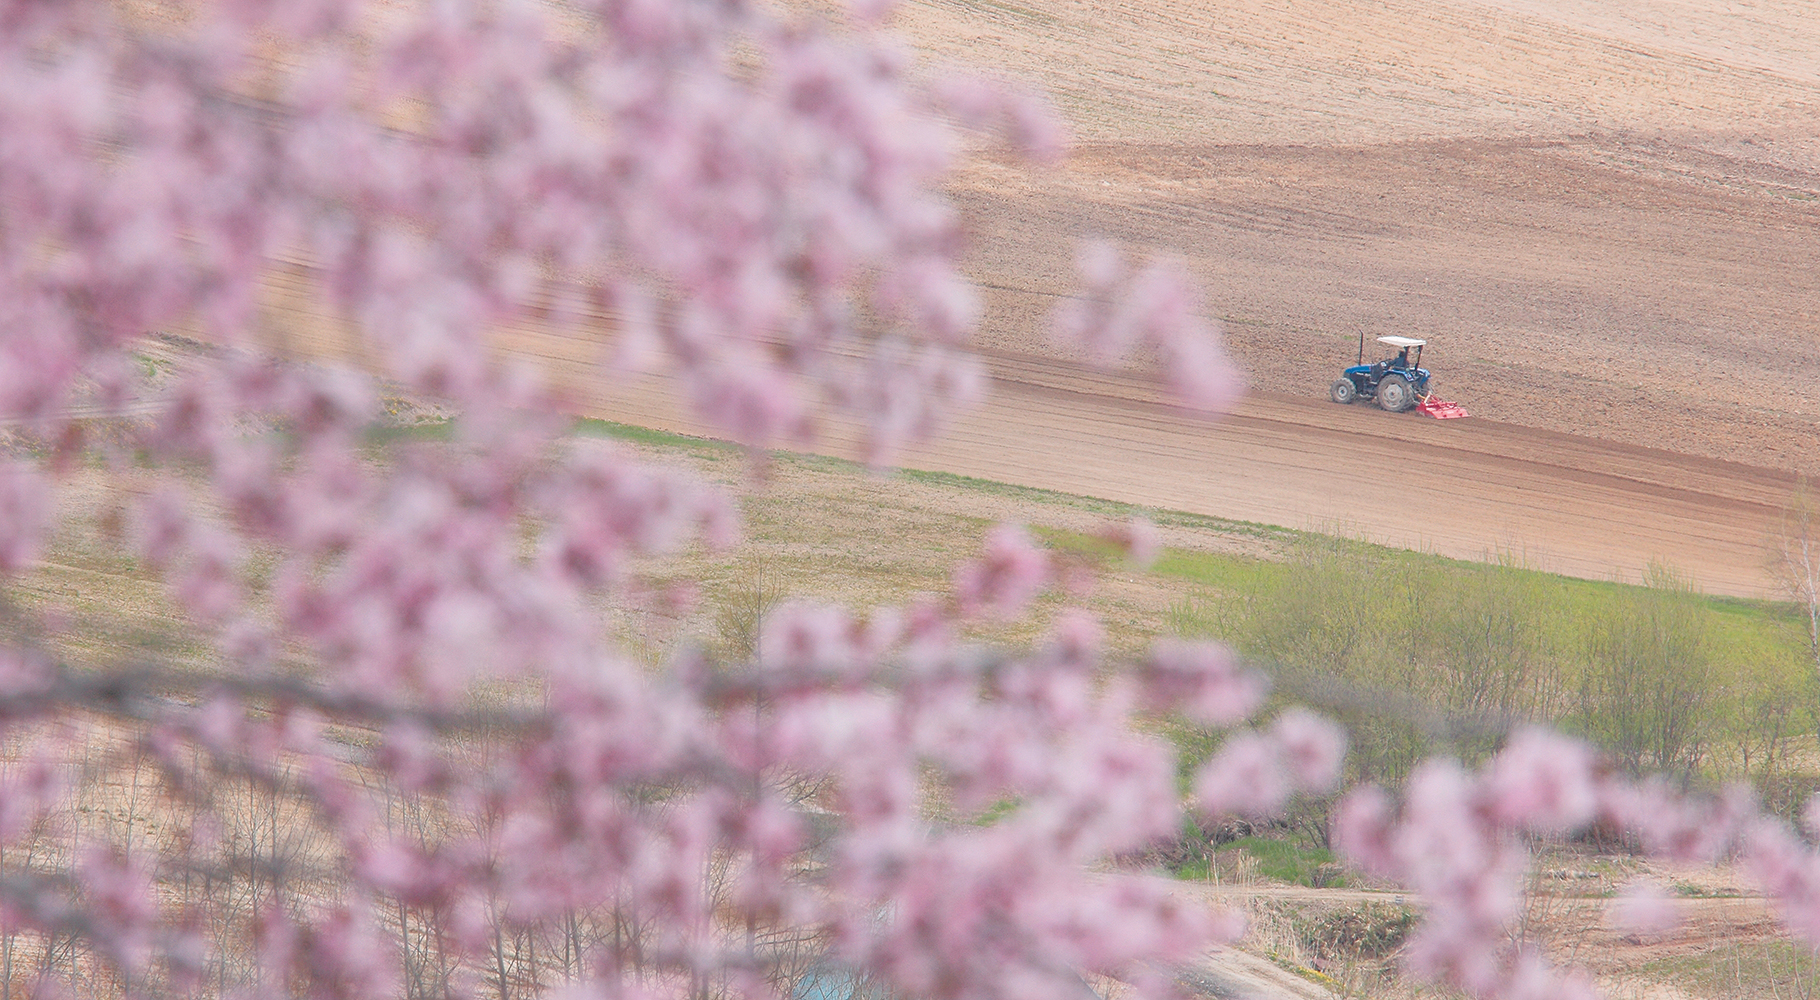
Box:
1051;252;1245;412
952;522;1050;618
217;617;277;668
880;257;981;344
0;753;59;843
1159;315;1246;413
929;75;1067;164
759;602;874;677
689;357;811;447
132;487;193;567
1050;731;1181;853
1608;879;1681;938
6;0;1795;994
1741;818;1820;946
1050;241;1134;362
1482;727;1599;833
0;461;49;574
1137;639;1265;725
848;341;986;463
1608;779;1755;863
77;849;158;973
1126;260;1245;414
0;648;52;696
192;694;244;753
172;524;244;624
1269;708;1347;794
1498;951;1600;1000
1043;610;1104;671
1101;515;1161;568
305;903;400;1000
1333;785;1397;877
375;721;443;793
1193;731;1288;819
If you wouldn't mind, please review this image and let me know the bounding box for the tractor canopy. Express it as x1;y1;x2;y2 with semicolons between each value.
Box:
1375;335;1425;370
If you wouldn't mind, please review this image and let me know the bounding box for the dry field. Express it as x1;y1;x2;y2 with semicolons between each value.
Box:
528;0;1820;599
247;0;1820;597
230;0;1820;599
904;0;1820;597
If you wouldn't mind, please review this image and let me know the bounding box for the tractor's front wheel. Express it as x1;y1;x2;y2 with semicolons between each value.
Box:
1377;374;1413;412
1330;378;1357;404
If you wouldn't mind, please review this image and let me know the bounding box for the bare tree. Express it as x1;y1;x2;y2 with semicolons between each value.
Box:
1776;477;1820;667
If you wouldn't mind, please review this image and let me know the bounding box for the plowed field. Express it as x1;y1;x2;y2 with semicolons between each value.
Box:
264;0;1820;597
904;0;1820;596
586;0;1820;596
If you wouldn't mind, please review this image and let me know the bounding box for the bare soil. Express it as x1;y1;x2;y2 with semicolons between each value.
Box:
246;0;1820;598
894;0;1820;596
315;0;1814;598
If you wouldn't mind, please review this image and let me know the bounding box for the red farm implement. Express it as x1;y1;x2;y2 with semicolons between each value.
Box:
1416;394;1469;419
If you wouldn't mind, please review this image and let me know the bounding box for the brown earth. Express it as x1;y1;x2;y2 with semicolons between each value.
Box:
430;0;1820;598
249;0;1820;598
1183;875;1795;1000
893;0;1820;597
904;0;1820;596
548;353;1793;597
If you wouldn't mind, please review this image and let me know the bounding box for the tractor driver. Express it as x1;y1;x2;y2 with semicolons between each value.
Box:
1392;347;1410;369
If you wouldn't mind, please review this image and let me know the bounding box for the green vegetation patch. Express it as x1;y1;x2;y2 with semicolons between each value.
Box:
1671;881;1743;899
365;417;455;445
572;417;738;454
897;468;1285;542
1165;534;1819;798
1029;525;1127;563
574;418;1819;806
1264;952;1344;991
1217;836;1345;888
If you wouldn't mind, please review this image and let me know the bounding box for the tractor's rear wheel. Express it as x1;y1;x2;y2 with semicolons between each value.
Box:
1377;374;1413;412
1330;378;1357;404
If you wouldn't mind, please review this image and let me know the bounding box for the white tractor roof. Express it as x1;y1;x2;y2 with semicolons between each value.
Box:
1376;336;1427;348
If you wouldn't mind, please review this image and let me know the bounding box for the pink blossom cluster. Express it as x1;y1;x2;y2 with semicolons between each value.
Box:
0;0;1259;997
1328;727;1820;999
1194;709;1347;819
952;523;1051;618
1050;243;1244;413
8;0;1820;998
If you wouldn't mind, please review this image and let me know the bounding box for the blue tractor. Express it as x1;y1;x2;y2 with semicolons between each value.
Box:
1330;335;1463;417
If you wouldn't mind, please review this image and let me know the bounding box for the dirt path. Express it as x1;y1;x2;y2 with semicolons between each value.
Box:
1184;949;1339;1000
